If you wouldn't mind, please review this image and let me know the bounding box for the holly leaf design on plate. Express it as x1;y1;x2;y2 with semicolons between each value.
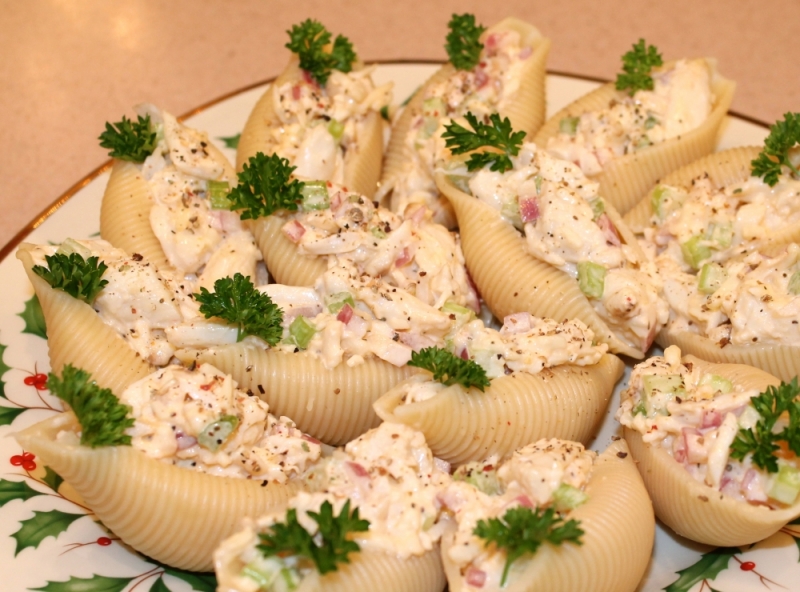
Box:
0;479;42;507
143;559;217;591
219;133;240;149
0;405;25;426
12;509;85;555
664;547;738;592
40;466;64;492
31;575;133;592
18;294;48;339
149;577;172;592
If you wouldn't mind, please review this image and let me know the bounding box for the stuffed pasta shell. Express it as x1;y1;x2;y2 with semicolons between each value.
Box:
618;346;800;545
534;40;735;215
437;438;653;592
378;16;550;227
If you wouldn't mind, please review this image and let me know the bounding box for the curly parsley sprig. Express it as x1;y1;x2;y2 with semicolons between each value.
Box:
408;346;490;391
730;378;800;473
285;19;357;85
445;13;486;71
47;365;134;448
474;506;584;586
751;113;800;187
98;114;157;162
442;112;526;173
194;273;283;345
615;39;663;95
227;152;304;220
32;252;108;304
258;500;369;575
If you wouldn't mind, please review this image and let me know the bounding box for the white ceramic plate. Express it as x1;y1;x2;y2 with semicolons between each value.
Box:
0;64;798;592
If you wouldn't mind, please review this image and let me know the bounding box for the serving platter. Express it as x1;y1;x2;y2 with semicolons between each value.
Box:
0;63;797;592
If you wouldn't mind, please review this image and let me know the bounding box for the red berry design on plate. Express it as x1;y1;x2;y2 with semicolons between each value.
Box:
24;373;48;390
740;561;756;571
10;451;36;471
96;537;112;546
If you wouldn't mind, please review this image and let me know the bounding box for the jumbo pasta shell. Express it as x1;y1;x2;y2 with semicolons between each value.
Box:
623;355;800;546
100;160;170;269
534;60;736;215
624;146;760;232
440;439;653;592
374;354;623;466
183;344;415;446
248;214;326;286
15;412;301;572
237;56;383;198
436;176;645;358
16;244;154;394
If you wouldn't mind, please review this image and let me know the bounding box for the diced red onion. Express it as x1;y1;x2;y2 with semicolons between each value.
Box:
347;461;369;478
474;69;489;89
282;220;306;243
514;495;534;508
465;567;487;588
395;247;412;267
519;197;540;223
597;213;621;246
701;410;723;429
175;432;197;450
519;46;532;59
682;428;706;464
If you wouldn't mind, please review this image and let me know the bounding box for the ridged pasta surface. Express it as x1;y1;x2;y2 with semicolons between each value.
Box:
15;413;300;572
534;60;736;215
441;439;653;592
374;354;623;465
187;344;415;446
436;177;643;358
623;355;800;545
100;160;170;269
248;215;326;286
17;245;155;394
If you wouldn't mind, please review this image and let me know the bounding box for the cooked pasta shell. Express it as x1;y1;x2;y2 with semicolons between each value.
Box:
373;354;623;466
379;18;550;225
440;439;653;592
183;344;415;446
534;59;736;215
248;214;326;286
436;176;645;358
100;160;170;269
16;244;154;394
237;56;383;198
623;355;800;546
15;412;301;572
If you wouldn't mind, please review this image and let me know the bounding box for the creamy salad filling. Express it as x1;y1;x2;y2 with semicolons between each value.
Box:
136;104;261;287
618;345;799;506
546;59;713;176
270;66;391;183
56;363;321;481
214;423;451;591
438;439;595;591
378;28;537;219
448;144;667;352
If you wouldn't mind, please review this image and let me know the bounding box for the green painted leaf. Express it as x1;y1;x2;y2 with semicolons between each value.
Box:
219;134;240;149
664;547;738;592
0;341;10;400
0;405;25;426
18;295;48;339
12;509;84;555
0;479;41;507
41;466;64;492
31;575;133;592
161;566;217;591
149;577;171;592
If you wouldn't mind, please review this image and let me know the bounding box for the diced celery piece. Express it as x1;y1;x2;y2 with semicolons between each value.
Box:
650;185;685;220
447;173;472;194
680;235;712;270
534;175;543;194
501;199;523;229
698;263;727;294
207;180;232;210
642;374;684;416
278;567;301;592
442;300;476;329
370;227;387;239
706;222;733;249
241;564;274;589
577;261;606;299
300;181;330;211
56;238;92;259
453;462;501;495
198;415;239;451
769;463;800;505
737;405;761;430
422;97;446;118
789;270;800;295
559;116;580;135
644;115;658;129
327;119;344;141
699;373;733;394
635;136;652;150
288;316;316;349
589;198;605;221
552;483;588;512
326;292;355;314
632;402;647;416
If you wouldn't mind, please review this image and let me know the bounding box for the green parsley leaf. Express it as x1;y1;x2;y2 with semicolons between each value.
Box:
751;113;800;186
98;114;157;162
285;19;356;86
474;506;584;586
47;365;134;448
258;499;369;575
730;377;800;472
442;112;526;173
408;346;490;391
194;273;283;345
227;152;304;220
615;39;663;95
32;253;108;304
445;13;486;71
